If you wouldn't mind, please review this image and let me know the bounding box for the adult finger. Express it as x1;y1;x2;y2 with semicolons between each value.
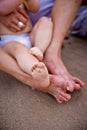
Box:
12;18;26;30
15;11;28;24
11;17;19;25
17;6;29;19
9;23;21;32
9;27;17;33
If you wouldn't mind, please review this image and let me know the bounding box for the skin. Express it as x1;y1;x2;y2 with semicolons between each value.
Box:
2;14;71;102
2;17;53;89
0;0;24;15
0;48;71;103
0;0;39;15
0;0;40;32
3;43;50;88
44;0;84;94
0;0;84;103
0;0;71;103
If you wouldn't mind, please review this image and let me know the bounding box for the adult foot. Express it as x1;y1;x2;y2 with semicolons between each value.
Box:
23;74;71;103
44;50;84;92
45;75;71;103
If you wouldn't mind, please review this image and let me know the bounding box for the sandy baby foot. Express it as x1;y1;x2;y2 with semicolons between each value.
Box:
30;47;43;61
31;62;50;87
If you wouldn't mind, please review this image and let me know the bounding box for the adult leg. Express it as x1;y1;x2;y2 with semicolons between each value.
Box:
44;0;84;94
2;42;50;89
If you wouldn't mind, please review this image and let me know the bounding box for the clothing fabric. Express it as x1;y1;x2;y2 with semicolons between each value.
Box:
0;33;32;48
71;6;87;37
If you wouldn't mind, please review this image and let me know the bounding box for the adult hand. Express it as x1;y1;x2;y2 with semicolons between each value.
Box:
0;7;29;32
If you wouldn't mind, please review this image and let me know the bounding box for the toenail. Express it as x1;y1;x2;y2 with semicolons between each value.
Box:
67;87;70;91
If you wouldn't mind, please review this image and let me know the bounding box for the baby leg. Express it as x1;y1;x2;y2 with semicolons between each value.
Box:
3;42;50;88
30;17;53;56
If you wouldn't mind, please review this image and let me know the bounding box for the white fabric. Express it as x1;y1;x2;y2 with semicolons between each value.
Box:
0;33;32;48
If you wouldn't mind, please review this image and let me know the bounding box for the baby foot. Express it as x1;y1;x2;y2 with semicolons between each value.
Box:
30;47;43;61
31;62;50;87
